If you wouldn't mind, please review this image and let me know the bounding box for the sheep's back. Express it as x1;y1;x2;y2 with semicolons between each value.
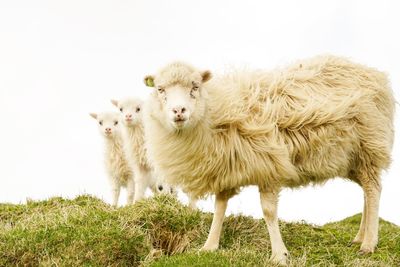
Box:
205;55;395;186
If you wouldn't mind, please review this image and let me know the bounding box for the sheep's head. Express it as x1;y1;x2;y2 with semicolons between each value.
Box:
144;62;212;131
89;112;121;138
111;98;143;127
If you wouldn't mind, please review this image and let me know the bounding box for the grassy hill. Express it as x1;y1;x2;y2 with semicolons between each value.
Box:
0;195;398;266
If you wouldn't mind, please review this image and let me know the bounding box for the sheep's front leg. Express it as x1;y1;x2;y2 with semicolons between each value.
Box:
260;189;288;266
201;192;229;251
359;181;381;254
111;180;121;208
133;165;148;203
126;177;135;205
188;194;198;209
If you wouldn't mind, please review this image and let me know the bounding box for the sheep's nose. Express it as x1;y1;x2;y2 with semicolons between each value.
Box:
172;107;186;117
125;114;132;119
105;128;112;132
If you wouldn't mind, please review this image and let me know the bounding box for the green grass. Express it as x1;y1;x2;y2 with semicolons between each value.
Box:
0;195;398;266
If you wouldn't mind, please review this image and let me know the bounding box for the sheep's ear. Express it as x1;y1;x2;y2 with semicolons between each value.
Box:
201;70;212;83
144;75;155;87
110;99;118;107
89;113;97;119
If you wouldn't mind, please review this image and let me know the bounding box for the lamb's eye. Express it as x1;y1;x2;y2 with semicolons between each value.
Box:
99;121;103;126
136;107;141;113
119;108;123;112
114;121;118;125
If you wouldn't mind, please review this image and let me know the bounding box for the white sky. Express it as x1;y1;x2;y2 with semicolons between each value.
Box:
0;0;399;226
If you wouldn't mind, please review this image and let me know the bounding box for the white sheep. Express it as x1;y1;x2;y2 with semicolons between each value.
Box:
142;55;395;265
111;98;173;201
89;112;134;207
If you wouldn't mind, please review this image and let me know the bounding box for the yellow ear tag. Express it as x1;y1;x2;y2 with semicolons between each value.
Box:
146;78;155;87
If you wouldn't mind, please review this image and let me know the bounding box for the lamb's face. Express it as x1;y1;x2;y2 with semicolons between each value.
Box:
111;98;143;127
90;112;121;138
144;62;212;131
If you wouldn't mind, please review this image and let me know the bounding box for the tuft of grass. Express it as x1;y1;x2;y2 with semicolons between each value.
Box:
0;196;150;266
0;195;398;266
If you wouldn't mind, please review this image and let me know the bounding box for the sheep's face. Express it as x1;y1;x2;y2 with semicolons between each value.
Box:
144;63;212;131
111;98;143;127
90;112;121;138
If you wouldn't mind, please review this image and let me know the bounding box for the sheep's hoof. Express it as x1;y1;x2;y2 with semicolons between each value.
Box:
270;250;289;266
348;239;362;247
358;246;375;255
200;243;219;252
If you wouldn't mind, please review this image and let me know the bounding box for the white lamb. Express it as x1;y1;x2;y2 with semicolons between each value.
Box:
142;56;395;265
111;98;172;201
89;112;134;207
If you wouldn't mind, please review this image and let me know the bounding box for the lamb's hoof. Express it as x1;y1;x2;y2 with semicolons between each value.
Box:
270;251;289;266
200;243;219;252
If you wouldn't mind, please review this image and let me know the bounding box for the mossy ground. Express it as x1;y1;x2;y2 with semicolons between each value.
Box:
0;195;398;266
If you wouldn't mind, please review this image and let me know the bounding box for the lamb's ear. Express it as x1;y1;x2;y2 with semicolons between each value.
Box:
110;99;118;107
144;75;155;87
201;70;212;83
89;113;97;119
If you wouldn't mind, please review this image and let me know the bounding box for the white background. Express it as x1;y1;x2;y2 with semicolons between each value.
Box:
0;0;399;225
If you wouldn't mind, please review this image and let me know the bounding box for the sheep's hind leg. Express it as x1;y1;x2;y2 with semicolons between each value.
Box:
359;176;381;254
260;189;288;266
201;192;230;251
351;194;367;245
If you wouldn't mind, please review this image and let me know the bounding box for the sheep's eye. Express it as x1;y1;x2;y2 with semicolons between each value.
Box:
99;121;103;126
119;108;123;112
136;107;141;113
191;81;199;91
114;121;118;125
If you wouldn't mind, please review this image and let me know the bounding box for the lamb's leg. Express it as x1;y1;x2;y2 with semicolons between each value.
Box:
133;165;148;203
359;179;381;254
351;194;367;244
201;192;230;251
111;181;120;208
260;189;288;266
126;177;135;205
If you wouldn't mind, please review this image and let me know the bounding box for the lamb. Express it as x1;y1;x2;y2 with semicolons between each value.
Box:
111;98;174;201
142;55;395;265
89;112;134;207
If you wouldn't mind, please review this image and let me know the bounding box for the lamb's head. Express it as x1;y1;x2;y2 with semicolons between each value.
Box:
89;112;121;138
144;62;212;131
111;98;143;127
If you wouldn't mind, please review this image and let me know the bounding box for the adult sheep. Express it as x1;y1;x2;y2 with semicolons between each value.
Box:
142;55;395;265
